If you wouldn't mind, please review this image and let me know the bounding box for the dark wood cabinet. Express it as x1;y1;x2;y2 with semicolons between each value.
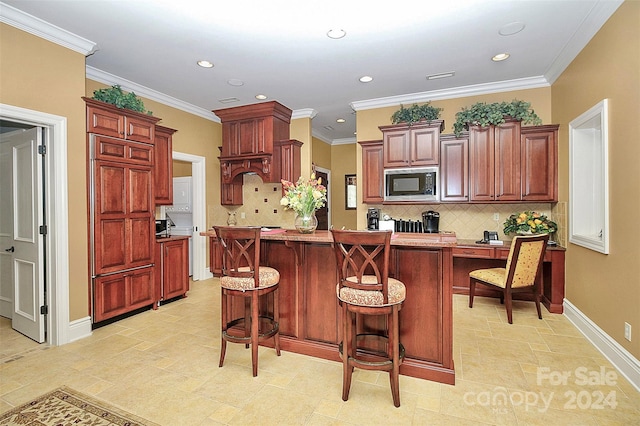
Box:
86;98;160;323
469;122;557;202
155;237;189;303
154;125;176;205
380;121;443;168
86;99;156;143
521;125;558;201
208;237;223;276
358;140;384;203
469;120;521;201
439;134;469;202
93;266;155;323
273;139;302;183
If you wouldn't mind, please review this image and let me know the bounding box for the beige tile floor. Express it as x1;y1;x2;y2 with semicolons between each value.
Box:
1;278;638;425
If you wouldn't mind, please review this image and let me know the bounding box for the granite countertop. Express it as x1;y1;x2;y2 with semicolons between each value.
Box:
155;235;190;242
200;229;457;247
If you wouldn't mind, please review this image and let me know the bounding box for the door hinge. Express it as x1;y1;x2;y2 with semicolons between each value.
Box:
38;145;46;155
39;225;47;235
40;305;48;315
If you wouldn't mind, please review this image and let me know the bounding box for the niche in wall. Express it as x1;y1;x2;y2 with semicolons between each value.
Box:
569;99;609;254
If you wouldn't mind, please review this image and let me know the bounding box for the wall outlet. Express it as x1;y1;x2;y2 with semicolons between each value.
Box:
493;213;500;222
240;212;246;219
624;322;632;341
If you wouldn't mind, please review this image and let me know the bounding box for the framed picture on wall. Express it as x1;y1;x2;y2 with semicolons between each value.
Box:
345;174;356;210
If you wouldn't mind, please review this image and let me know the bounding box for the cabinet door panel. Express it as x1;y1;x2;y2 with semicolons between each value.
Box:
129;217;154;265
440;137;468;202
360;141;384;203
393;248;443;363
125;117;154;143
411;126;439;166
383;130;410;168
494;121;521;201
521;128;557;201
129;167;153;214
96;219;127;272
93;273;127;322
88;106;123;139
128;267;155;308
154;127;175;205
163;239;189;300
97;163;126;214
469;126;494;201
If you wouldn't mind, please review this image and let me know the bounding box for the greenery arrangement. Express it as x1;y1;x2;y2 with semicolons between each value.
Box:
280;173;327;218
92;85;152;115
503;211;557;235
391;102;443;125
453;99;541;136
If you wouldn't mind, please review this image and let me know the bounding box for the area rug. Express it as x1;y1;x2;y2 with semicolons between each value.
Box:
0;386;159;426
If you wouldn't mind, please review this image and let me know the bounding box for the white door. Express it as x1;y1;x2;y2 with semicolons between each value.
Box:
0;128;45;343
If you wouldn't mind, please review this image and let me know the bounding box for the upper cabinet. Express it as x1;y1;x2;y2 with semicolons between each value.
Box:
359;140;384;204
379;121;444;168
154;125;177;205
440;134;469;202
214;101;302;205
85;98;157;144
520;125;558;201
469;122;558;202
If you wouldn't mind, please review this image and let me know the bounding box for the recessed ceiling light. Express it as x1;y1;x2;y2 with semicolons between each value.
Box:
427;71;455;80
327;29;346;39
227;79;244;86
197;60;214;68
492;53;510;62
499;22;526;36
255;94;267;100
359;75;373;83
336;118;346;123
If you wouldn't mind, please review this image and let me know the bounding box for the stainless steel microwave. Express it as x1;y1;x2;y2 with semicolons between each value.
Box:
384;167;439;202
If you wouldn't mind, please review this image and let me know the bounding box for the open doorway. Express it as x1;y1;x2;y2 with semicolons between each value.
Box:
0;104;72;351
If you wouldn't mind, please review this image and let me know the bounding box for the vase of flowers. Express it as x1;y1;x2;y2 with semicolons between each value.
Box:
503;211;557;235
280;173;327;233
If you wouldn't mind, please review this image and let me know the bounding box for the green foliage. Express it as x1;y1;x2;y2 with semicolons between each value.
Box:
92;85;152;115
391;102;443;125
453;100;541;136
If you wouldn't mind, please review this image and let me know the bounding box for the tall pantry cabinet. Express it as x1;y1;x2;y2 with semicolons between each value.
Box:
84;98;161;323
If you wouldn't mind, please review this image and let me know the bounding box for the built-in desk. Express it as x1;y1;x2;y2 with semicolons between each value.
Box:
453;239;565;314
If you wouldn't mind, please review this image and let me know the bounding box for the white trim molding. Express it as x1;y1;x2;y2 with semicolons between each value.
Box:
564;299;640;393
68;316;92;342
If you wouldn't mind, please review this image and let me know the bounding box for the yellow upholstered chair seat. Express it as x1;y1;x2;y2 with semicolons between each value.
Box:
469;268;507;288
337;276;406;306
220;266;280;291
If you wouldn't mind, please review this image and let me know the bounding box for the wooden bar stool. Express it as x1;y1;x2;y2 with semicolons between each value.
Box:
330;229;406;407
214;226;280;377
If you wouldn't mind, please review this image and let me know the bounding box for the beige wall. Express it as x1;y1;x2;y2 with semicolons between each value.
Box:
551;0;639;358
330;144;358;230
311;136;331;169
1;24;89;320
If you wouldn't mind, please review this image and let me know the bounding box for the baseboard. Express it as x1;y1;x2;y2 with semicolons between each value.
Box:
68;316;92;342
564;299;640;392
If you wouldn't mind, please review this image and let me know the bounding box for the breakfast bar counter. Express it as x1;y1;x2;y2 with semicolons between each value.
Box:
202;229;456;384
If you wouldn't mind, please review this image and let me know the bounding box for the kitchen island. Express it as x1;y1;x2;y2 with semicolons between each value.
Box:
202;229;456;384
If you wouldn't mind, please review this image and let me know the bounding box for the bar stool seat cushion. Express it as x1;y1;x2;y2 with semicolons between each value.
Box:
337;276;406;307
220;266;280;291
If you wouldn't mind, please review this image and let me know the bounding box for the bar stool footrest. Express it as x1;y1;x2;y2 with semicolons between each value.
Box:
222;316;279;344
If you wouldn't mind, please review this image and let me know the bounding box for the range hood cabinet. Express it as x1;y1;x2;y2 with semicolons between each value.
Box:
214;101;295;184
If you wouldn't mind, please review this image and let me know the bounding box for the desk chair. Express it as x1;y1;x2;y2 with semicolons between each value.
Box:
331;229;406;407
214;226;280;376
469;234;549;324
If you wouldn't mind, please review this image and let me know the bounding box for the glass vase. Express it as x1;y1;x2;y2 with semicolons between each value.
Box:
294;212;318;234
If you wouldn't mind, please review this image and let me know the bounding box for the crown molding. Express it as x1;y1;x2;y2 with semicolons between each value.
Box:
86;66;218;122
350;76;550;111
292;108;317;120
544;0;623;84
0;2;96;55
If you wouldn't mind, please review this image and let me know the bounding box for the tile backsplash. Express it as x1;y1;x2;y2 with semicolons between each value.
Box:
214;174;562;243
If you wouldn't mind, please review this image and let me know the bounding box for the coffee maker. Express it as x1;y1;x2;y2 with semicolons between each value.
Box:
422;210;440;233
367;208;380;230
